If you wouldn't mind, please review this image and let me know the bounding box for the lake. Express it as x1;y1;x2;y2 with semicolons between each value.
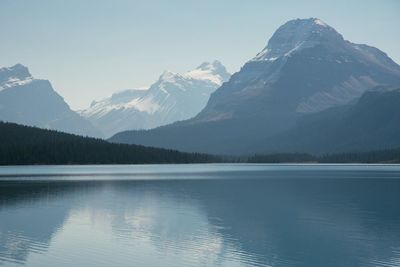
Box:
0;164;400;267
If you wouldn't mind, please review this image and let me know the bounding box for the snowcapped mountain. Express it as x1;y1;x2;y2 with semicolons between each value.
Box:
81;61;230;137
0;64;102;137
110;18;400;155
0;64;34;90
197;18;400;123
252;18;337;62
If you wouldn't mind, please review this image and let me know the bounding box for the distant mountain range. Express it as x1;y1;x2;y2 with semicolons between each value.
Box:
80;61;230;137
110;18;400;155
0;64;102;137
0;61;229;138
2;18;400;156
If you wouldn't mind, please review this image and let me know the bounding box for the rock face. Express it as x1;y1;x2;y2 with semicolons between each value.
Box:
109;18;400;155
81;61;230;137
248;86;400;154
0;64;102;138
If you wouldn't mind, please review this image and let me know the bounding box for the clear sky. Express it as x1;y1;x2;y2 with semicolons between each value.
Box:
1;0;399;109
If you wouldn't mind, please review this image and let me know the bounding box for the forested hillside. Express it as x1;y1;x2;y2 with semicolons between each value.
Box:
0;122;220;165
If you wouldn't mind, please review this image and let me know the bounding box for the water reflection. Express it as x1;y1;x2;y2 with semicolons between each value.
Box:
0;168;400;267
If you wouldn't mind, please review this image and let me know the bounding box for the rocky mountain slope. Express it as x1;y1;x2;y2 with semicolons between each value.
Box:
249;86;400;154
0;64;102;137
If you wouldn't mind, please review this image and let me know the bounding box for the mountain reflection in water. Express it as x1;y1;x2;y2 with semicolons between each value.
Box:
0;165;400;267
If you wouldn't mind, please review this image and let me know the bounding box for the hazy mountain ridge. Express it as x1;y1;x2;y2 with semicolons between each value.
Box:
0;64;102;138
81;61;230;137
249;86;400;154
110;18;400;155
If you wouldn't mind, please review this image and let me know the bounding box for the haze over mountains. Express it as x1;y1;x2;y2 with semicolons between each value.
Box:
0;64;102;138
0;61;229;138
1;18;399;156
250;86;400;154
80;61;230;137
110;18;400;155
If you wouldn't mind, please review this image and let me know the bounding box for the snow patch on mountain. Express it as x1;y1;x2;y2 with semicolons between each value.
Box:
0;76;34;90
184;61;229;85
313;18;327;27
81;61;230;137
252;18;341;61
0;64;34;91
125;95;161;114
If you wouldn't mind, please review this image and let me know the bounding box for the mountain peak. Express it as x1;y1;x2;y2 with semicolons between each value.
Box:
196;60;223;71
253;18;343;61
0;64;34;90
3;63;28;71
275;18;337;37
156;61;230;86
155;70;182;86
312;18;328;27
185;61;230;85
0;63;31;78
160;70;177;80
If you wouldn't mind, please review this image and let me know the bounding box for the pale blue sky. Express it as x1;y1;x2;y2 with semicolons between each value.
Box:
1;0;399;109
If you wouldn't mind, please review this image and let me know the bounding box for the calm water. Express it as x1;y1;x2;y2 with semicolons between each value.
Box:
0;164;400;267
